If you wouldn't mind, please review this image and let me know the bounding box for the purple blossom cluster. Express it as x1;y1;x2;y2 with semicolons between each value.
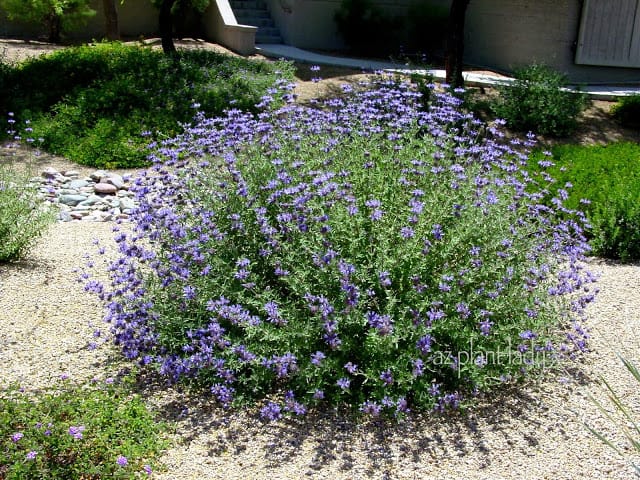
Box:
90;74;597;419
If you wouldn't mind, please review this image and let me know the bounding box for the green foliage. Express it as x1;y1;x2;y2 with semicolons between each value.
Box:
150;0;211;13
492;64;588;137
405;2;449;57
0;141;55;262
585;354;640;476
610;94;640;129
409;71;435;111
0;42;294;168
334;0;402;56
529;142;640;261
0;375;170;479
0;0;96;42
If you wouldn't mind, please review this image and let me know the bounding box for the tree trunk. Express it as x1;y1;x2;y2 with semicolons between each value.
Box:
445;0;470;88
103;0;120;40
159;0;177;55
48;14;62;43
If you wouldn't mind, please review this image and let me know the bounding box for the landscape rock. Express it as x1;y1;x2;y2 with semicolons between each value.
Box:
42;167;59;179
33;168;141;222
58;194;88;206
68;179;89;189
94;182;118;194
90;170;108;182
102;173;125;189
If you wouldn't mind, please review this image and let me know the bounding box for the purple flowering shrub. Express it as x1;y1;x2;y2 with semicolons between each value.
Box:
95;76;596;419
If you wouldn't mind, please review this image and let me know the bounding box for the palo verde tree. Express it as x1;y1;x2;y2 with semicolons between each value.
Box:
152;0;210;54
0;0;96;43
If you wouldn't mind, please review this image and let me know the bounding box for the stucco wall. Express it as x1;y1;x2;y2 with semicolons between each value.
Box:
265;0;413;51
464;0;640;83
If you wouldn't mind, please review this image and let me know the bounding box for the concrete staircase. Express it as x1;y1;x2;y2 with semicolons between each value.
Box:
230;0;282;44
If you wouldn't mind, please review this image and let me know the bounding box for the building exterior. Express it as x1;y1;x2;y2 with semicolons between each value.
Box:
463;0;640;83
1;0;639;83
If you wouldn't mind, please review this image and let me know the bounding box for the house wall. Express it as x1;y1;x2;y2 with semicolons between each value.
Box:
464;0;640;83
264;0;412;51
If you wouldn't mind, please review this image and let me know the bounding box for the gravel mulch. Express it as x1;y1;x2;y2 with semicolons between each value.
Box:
1;39;639;479
1;158;639;479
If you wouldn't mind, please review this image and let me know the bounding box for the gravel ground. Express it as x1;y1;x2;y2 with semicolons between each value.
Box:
1;38;639;479
1;160;639;479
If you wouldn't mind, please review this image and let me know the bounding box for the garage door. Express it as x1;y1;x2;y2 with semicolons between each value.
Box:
575;0;640;68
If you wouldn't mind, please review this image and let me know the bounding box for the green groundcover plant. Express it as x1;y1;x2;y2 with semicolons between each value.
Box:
0;374;170;479
0;114;55;262
0;42;294;168
529;142;640;262
85;74;596;420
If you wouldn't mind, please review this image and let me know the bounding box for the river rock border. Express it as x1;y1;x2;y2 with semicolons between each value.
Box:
32;167;138;222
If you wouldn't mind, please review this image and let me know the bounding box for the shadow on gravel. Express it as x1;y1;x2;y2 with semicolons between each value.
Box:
127;364;596;477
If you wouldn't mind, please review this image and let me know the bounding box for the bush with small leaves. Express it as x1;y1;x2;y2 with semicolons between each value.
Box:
0;42;294;168
610;94;640;129
88;77;596;420
491;64;588;137
0;115;55;263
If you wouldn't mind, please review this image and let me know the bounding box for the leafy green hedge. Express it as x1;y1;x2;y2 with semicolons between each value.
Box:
0;42;294;168
491;64;588;137
529;142;640;261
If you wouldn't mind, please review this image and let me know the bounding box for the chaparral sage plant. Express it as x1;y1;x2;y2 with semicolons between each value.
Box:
90;76;596;419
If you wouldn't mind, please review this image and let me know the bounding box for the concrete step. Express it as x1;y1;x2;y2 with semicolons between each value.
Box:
230;0;282;44
236;16;275;28
230;0;265;10
234;8;270;18
257;26;280;36
255;33;282;44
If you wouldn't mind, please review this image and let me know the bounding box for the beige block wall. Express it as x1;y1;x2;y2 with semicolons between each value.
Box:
265;0;412;50
464;0;640;83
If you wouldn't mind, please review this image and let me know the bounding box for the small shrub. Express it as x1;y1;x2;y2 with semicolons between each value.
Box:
89;77;596;420
0;116;55;262
492;64;588;136
1;42;294;168
611;94;640;129
528;142;640;261
405;1;449;58
334;0;402;56
0;374;170;479
0;0;96;43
